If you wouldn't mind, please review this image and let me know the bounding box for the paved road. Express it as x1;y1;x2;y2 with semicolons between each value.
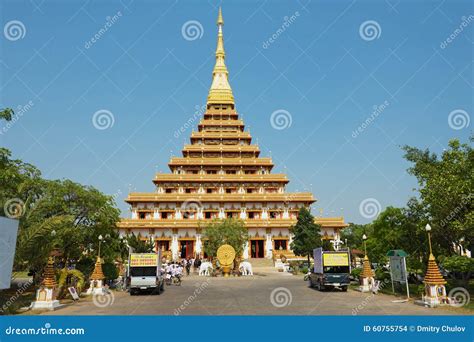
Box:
43;269;460;315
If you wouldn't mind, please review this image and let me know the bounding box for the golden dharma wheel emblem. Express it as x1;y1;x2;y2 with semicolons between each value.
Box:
217;244;236;266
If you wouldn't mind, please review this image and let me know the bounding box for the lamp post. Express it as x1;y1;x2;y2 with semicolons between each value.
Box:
362;234;367;256
98;234;103;259
425;224;433;254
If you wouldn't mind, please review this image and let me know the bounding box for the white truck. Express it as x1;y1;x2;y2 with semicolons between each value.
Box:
128;252;164;295
309;247;351;291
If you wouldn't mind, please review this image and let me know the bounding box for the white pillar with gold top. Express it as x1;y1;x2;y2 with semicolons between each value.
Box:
243;241;249;259
195;234;202;256
171;234;179;261
265;233;273;259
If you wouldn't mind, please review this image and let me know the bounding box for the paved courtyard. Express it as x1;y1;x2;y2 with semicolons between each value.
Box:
40;268;461;316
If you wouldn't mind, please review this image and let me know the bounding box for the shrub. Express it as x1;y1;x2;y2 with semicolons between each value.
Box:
102;262;119;281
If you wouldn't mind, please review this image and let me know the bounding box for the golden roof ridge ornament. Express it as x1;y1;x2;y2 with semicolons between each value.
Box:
207;7;235;107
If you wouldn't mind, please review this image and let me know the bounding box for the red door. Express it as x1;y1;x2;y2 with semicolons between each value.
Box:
180;240;194;259
251;240;264;258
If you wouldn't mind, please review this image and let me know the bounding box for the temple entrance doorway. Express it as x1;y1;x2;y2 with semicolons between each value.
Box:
180;240;194;259
250;240;264;258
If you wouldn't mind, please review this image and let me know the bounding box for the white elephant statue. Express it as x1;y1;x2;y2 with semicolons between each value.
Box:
239;261;253;276
199;261;213;276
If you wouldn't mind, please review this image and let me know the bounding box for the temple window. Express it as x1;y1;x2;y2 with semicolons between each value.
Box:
248;212;255;219
165;188;172;193
138;212;146;220
161;212;168;219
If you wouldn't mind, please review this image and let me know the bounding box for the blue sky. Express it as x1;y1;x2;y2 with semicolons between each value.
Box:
0;0;472;223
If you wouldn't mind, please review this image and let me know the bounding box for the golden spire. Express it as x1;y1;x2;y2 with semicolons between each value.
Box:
424;254;446;285
361;255;374;278
207;7;235;106
217;6;224;25
41;257;57;288
90;256;105;281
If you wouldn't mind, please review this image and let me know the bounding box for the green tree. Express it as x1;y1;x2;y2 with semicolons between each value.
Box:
0;108;13;121
439;255;474;287
403;137;473;255
202;218;248;258
290;207;322;266
125;233;155;253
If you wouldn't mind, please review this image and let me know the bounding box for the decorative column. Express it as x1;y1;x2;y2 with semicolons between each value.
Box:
175;207;182;219
358;234;374;292
265;232;273;259
31;257;60;310
171;233;179;261
243;241;249;259
218;207;225;219
86;257;106;295
197;207;204;220
240;207;246;219
195;234;202;257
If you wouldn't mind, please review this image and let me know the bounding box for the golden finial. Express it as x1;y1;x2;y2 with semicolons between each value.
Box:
207;6;235;106
217;6;224;26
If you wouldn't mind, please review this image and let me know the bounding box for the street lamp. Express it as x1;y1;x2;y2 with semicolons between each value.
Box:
362;234;367;256
425;223;433;254
98;234;103;258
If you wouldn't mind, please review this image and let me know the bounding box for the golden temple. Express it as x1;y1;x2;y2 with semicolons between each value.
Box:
117;8;347;260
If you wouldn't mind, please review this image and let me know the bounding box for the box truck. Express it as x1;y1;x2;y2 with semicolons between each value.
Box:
128;252;164;295
309;247;351;291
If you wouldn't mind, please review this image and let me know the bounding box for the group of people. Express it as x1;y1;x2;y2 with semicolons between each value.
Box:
162;257;205;278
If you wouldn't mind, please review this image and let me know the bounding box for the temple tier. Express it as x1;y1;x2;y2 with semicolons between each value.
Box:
117;8;347;261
